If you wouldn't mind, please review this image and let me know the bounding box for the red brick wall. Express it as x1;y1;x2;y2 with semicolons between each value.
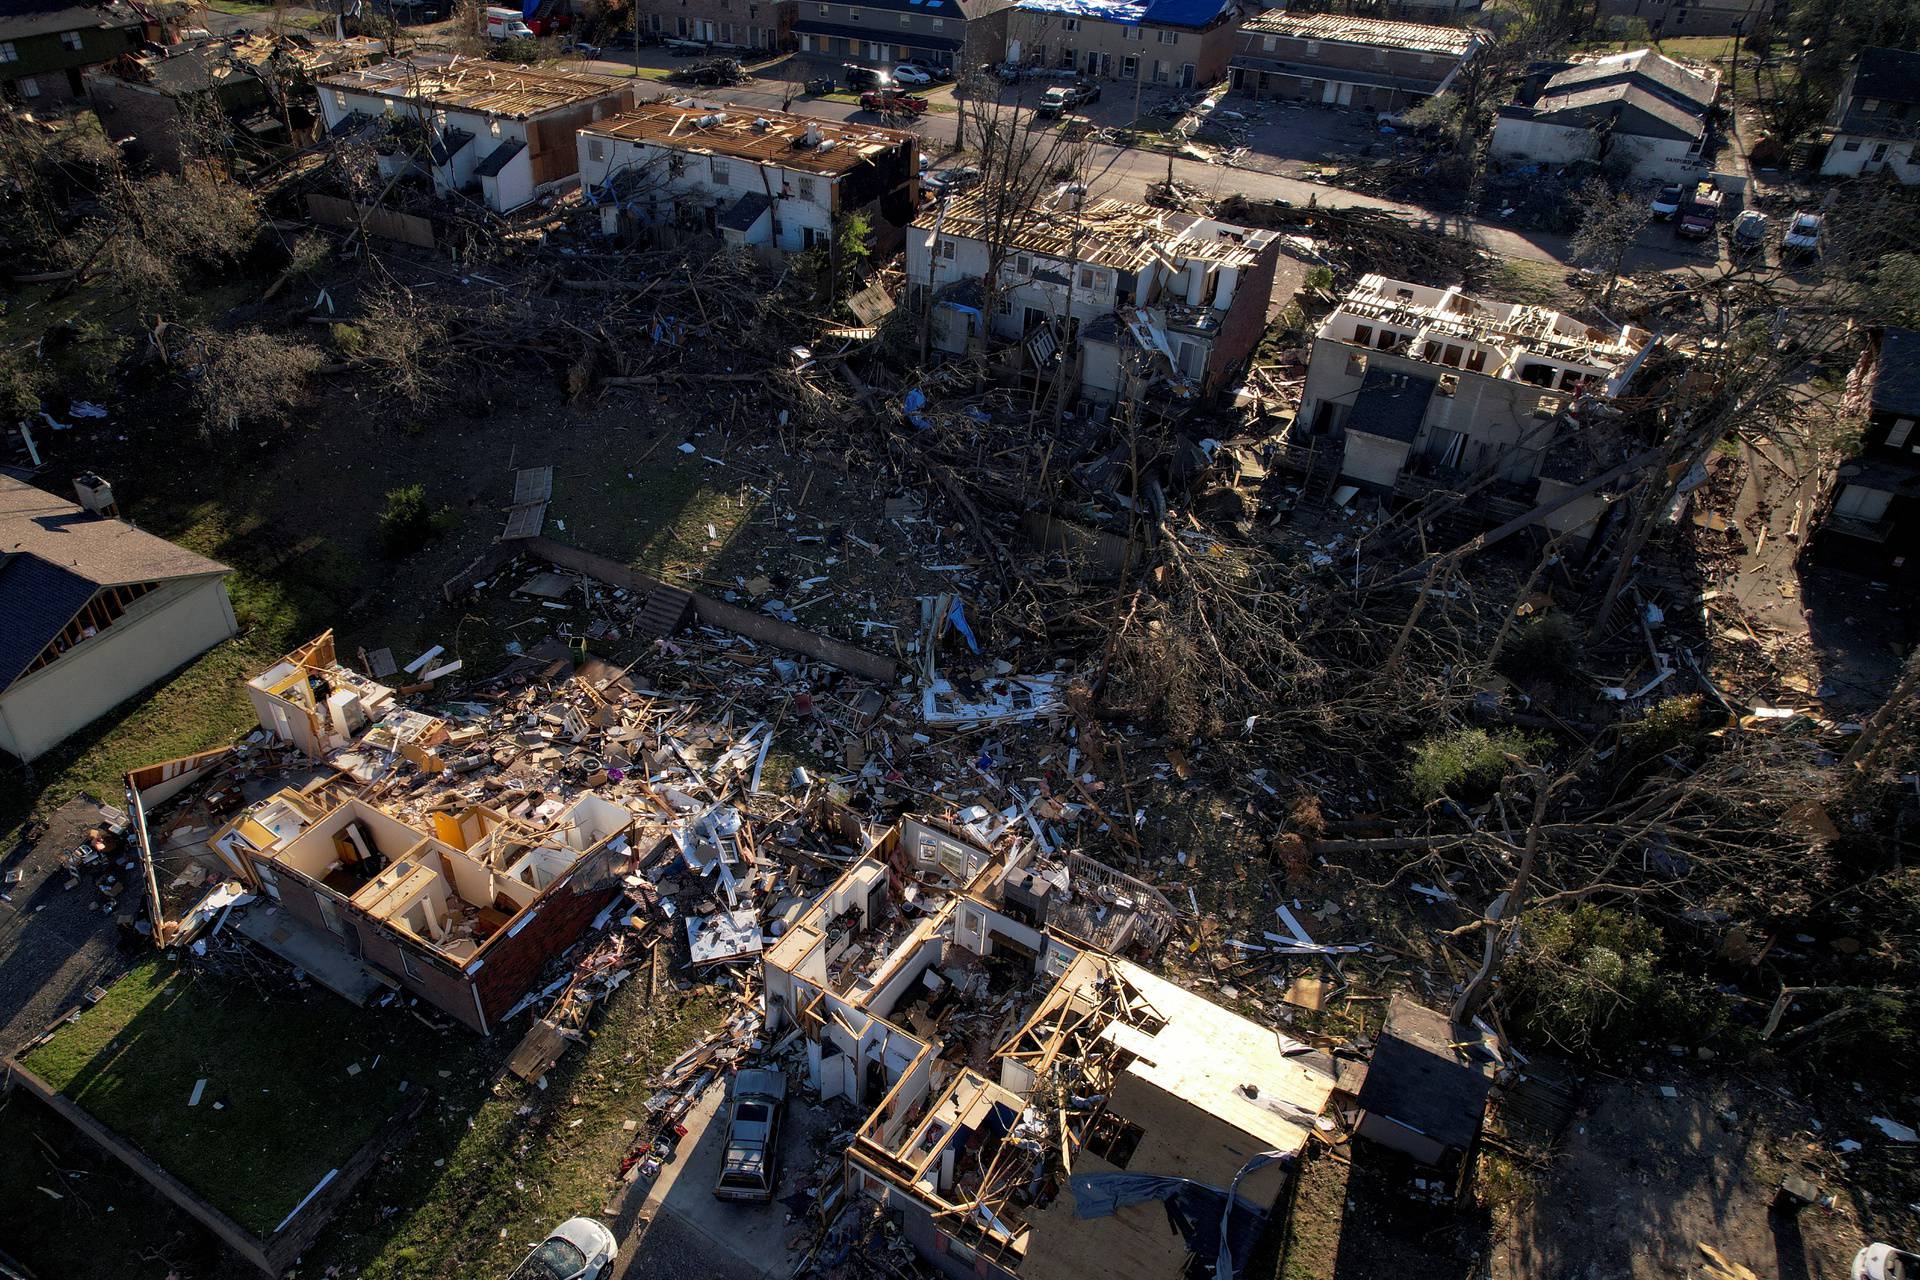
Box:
1203;234;1282;395
471;841;632;1026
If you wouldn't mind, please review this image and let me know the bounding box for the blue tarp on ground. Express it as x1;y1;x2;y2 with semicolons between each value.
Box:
1070;1151;1294;1280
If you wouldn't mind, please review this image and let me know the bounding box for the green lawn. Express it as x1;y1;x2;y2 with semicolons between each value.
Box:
20;957;473;1238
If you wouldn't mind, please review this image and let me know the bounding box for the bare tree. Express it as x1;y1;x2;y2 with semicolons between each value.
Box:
1567;177;1648;308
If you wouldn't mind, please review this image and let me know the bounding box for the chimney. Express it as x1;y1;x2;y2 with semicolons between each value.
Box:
73;473;118;519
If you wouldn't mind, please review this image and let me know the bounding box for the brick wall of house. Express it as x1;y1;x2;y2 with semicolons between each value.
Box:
471;840;633;1026
1203;235;1280;394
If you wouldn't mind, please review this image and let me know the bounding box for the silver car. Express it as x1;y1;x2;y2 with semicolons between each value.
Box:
510;1218;617;1280
714;1068;787;1202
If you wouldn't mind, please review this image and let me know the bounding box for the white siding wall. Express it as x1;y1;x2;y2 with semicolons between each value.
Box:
1820;134;1920;182
0;577;238;762
1491;116;1700;180
576;133;839;252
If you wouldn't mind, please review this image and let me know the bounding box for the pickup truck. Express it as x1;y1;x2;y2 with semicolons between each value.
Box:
1677;183;1723;240
861;89;928;115
1036;80;1100;117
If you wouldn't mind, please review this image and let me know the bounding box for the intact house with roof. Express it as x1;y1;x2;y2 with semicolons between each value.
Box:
85;31;384;172
1227;12;1479;114
762;814;1337;1280
1293;274;1659;538
317;55;634;213
907;187;1280;407
1006;0;1242;92
125;633;639;1033
635;0;795;51
0;474;236;763
0;0;145;107
1489;48;1718;182
1814;328;1920;582
1819;48;1920;184
794;0;1010;73
575;103;919;259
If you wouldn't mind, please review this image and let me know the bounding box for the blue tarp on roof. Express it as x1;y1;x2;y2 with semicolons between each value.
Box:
1013;0;1232;28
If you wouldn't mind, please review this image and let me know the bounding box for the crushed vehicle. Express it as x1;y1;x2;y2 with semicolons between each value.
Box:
1651;182;1684;219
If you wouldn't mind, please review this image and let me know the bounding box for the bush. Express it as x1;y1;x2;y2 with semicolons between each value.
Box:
1504;904;1724;1061
1620;694;1709;762
191;329;324;436
1497;610;1579;680
378;484;458;557
0;350;47;424
1408;726;1544;804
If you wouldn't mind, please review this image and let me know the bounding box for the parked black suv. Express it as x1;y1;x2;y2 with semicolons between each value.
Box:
843;63;893;91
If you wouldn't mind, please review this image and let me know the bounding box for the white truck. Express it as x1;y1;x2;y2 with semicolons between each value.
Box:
484;6;535;39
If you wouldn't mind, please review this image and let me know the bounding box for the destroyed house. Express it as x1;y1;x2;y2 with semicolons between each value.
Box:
85;32;384;172
1490;48;1718;181
0;473;237;763
317;56;634;212
576;104;919;259
1816;326;1920;581
907;189;1281;405
762;817;1338;1280
1007;0;1242;92
1228;12;1480;114
125;633;639;1033
1819;47;1920;184
1296;274;1657;529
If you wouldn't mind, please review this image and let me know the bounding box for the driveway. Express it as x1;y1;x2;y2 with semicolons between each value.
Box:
0;796;143;1056
606;1070;850;1280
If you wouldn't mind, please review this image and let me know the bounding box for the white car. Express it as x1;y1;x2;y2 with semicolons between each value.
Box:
1853;1244;1912;1280
892;64;933;85
510;1218;617;1280
1783;210;1823;257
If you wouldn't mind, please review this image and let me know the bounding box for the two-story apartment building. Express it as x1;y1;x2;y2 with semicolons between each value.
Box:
1;0;145;105
1007;0;1242;91
636;0;794;51
317;55;634;213
907;188;1279;404
575;103;918;257
1816;327;1920;581
1297;275;1658;534
1228;12;1479;113
1819;47;1920;184
792;0;1012;73
1490;47;1718;182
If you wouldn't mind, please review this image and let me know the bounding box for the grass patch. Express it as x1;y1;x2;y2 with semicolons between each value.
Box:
19;957;474;1238
312;987;721;1279
204;0;273;13
1482;257;1583;313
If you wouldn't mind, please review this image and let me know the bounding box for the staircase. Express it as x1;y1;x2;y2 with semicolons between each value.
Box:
632;585;694;639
